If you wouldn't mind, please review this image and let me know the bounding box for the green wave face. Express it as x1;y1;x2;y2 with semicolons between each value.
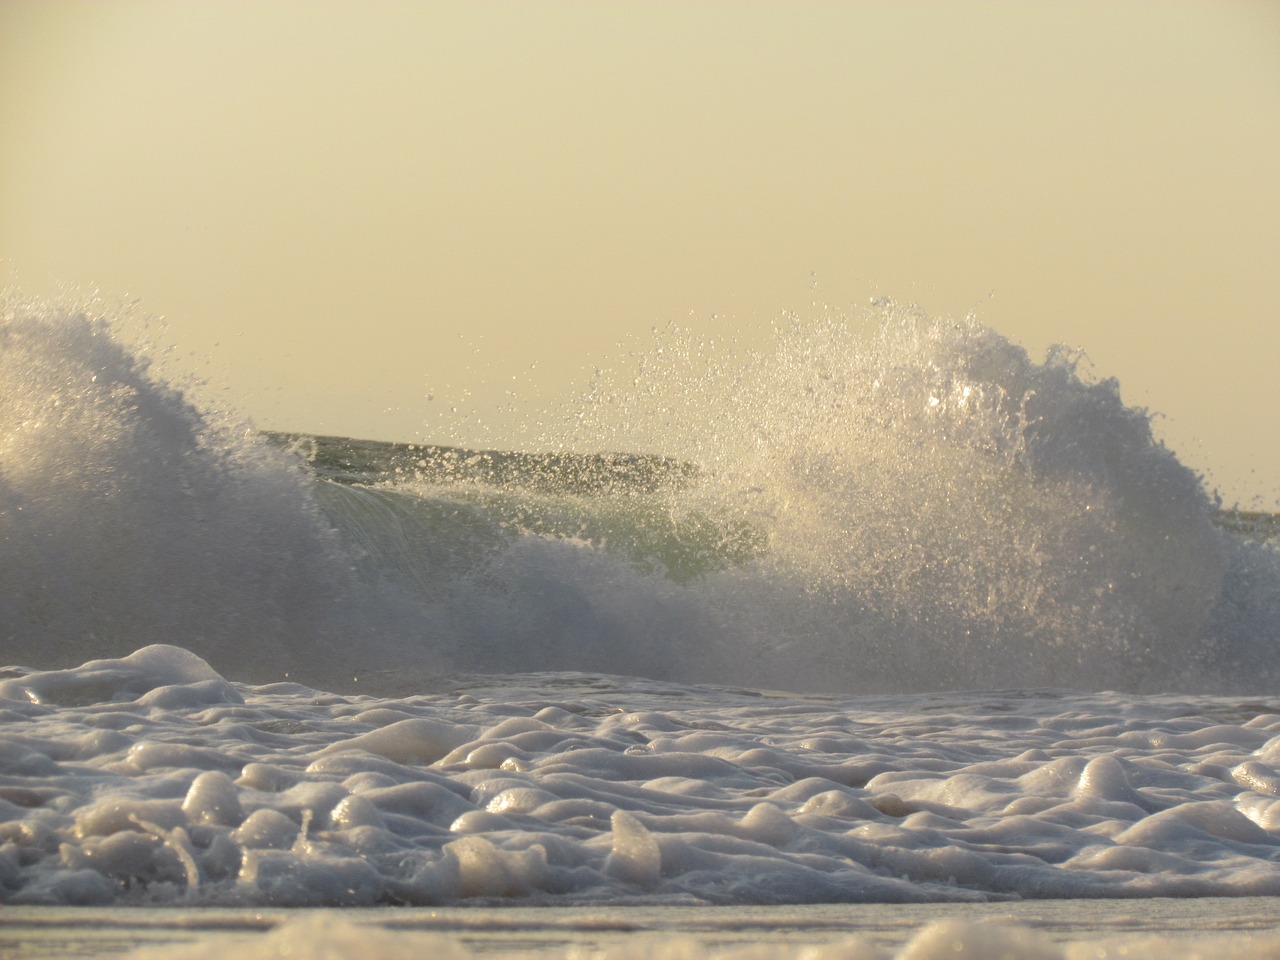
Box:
270;432;768;586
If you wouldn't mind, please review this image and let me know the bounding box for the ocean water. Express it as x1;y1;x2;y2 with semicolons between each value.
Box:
2;296;1280;958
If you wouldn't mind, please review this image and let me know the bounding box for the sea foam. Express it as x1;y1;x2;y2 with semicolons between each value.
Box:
5;645;1280;910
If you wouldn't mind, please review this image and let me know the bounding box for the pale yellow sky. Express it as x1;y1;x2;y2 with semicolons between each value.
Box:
2;1;1278;507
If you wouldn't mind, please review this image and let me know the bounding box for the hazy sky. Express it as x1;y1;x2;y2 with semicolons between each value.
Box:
2;1;1277;507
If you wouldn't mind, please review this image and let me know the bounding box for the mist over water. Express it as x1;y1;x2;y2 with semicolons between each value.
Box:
554;309;1279;692
0;301;380;680
1;294;1277;693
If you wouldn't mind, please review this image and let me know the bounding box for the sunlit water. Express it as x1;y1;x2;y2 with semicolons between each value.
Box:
2;295;1279;957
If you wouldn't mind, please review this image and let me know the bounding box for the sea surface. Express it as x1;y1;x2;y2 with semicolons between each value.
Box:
2;297;1280;957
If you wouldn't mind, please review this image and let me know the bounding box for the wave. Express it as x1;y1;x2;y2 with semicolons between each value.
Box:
1;295;1277;692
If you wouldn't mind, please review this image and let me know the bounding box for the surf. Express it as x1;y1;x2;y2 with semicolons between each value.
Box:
1;294;1277;693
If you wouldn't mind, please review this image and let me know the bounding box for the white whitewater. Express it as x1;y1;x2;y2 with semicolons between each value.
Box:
2;295;1280;957
2;297;1277;694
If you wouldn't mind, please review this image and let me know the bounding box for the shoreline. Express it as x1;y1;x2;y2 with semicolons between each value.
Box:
6;897;1280;958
